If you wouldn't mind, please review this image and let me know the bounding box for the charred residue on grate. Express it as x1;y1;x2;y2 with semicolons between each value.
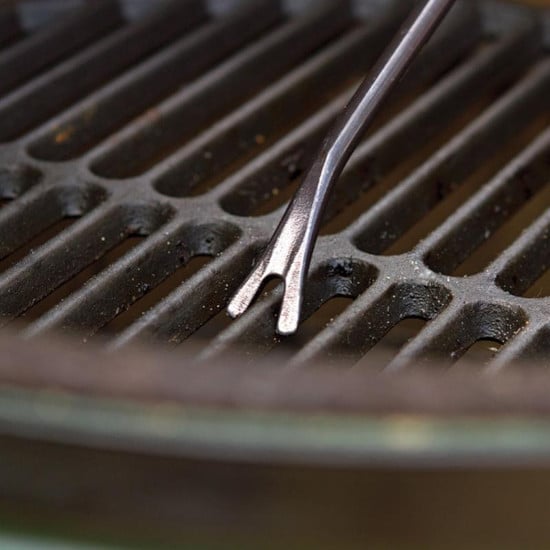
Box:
0;0;547;370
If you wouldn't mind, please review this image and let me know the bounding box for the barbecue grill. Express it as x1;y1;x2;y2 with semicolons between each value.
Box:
0;0;549;547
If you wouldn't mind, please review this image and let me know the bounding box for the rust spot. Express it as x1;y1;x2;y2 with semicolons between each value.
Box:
54;126;75;144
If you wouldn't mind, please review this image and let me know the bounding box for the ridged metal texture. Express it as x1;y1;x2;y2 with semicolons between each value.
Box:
0;0;548;370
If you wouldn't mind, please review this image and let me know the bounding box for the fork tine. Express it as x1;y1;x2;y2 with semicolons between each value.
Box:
227;260;270;318
277;259;306;335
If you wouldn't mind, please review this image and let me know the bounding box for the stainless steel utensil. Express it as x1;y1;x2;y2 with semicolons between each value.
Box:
228;0;457;334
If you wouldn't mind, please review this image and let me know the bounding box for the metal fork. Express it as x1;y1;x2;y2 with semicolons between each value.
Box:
228;0;457;335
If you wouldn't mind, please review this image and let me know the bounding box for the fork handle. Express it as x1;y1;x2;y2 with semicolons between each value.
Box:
294;0;458;243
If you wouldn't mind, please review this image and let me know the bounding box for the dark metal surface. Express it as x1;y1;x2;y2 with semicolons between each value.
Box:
0;0;547;372
0;3;548;544
0;1;550;369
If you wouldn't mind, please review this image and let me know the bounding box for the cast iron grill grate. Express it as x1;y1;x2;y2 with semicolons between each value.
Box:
0;0;548;370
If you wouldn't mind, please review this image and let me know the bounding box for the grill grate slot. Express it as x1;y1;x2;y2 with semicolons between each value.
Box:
0;182;105;259
524;268;550;298
0;0;548;370
452;338;503;370
0;7;22;51
274;296;356;357
354;317;428;371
